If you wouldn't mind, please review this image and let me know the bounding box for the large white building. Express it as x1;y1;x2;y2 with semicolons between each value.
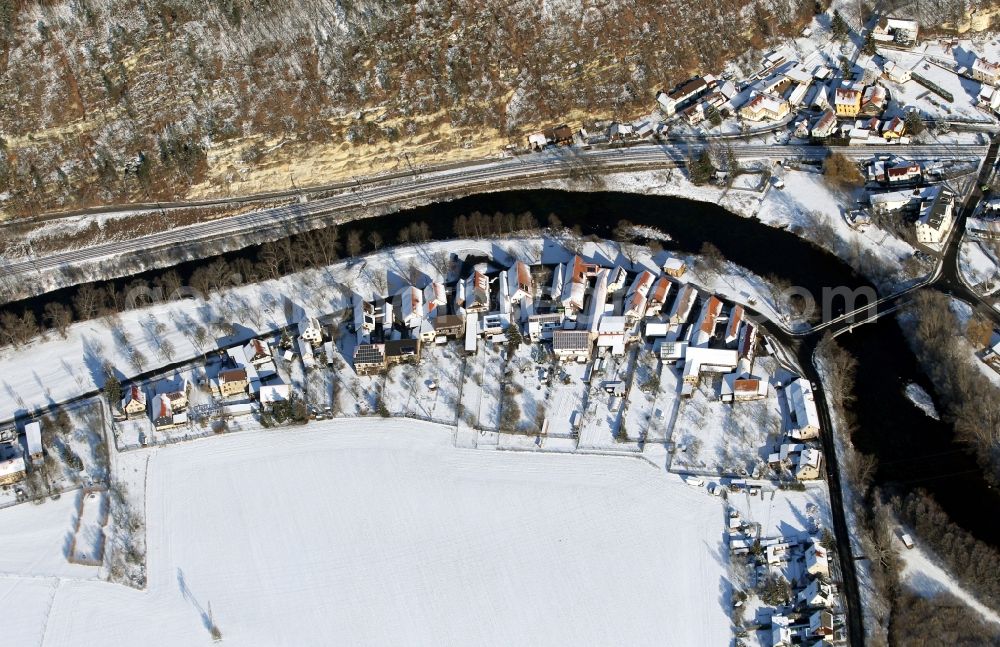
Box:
915;190;955;244
787;378;821;439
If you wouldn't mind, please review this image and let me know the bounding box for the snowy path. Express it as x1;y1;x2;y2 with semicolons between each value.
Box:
901;544;1000;627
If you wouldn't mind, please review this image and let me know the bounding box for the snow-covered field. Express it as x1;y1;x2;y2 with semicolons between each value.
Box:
11;420;733;646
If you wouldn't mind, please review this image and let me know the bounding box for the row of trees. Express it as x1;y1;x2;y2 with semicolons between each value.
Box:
452;211;539;239
905;290;1000;482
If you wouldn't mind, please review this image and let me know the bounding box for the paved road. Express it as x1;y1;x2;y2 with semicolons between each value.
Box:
1;142;987;285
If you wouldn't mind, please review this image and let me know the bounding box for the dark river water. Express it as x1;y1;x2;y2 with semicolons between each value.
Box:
9;188;1000;545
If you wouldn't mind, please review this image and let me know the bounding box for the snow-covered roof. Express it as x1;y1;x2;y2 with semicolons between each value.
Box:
24;421;42;456
260;384;291;405
788;378;821;433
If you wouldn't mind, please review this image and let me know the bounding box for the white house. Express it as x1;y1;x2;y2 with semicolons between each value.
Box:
298;316;323;346
883;60;911;83
596;316;627;355
399;286;424;329
740;93;790;122
24;421;43;464
798;579;836;609
973;57;1000;86
121;385;147;419
423;282;447;317
787;378;821;439
915;190;955;244
805;539;831;577
656;77;709;116
243;339;273;368
771;614;793;647
507;261;533;303
811;109;838;139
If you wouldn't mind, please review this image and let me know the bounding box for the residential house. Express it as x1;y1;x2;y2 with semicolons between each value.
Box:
552;330;593;362
151;393;187;431
121;385;147;419
624;270;655;323
662;256;687;277
739;93;790;122
882;116;906;140
561;256;598;315
385;339;421;367
811;82;832;111
834;88;862;118
298;316;323;346
596;316;627;356
797;448;823;480
608;122;634;141
607;265;629;293
787;378;821;439
738;323;758;362
859;85;887;116
219;369;249;398
423;282;447;317
806;539;831;577
163;380;190;410
666;284;698;325
243;339;273;368
0;441;25;486
259;384;291;410
24;421;43;465
465;271;490;313
656;77;709;116
869;188;926;214
721;370;769;402
690;296;723;347
681;347;739;396
550;124;574;145
771;614;793;647
527;313;563;342
659;339;689;363
798;579;837;609
973;58;1000;86
507;261;533;303
883;60;911;83
872;17;919;44
886;163;921;184
811;109;838;139
809;610;835;643
915;190;955;244
725;305;744;345
399;286;424;329
646;275;672;316
527;132;549;150
353;343;387;375
433;315;465;339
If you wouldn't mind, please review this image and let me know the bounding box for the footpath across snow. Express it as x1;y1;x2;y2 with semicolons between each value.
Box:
23;419;733;646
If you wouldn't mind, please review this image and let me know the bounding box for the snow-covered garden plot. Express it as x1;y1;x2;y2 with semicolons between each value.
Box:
622;348;666;443
26;421;732;646
383;344;463;425
0;491;101;579
68;488;109;565
463;343;504;430
538;361;588;438
668;374;782;478
959;236;1000;292
577;352;632;449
